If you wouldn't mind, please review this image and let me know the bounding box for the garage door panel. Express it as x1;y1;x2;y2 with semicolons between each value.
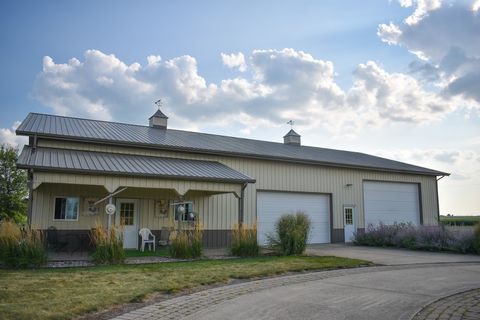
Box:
364;181;420;226
257;191;330;245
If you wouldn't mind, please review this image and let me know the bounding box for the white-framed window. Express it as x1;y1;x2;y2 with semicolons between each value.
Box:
344;206;354;226
53;197;79;221
174;202;195;221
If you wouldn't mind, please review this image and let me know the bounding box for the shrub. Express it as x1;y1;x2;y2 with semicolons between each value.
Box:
268;211;311;255
169;223;203;259
0;220;47;268
473;223;480;254
230;223;259;257
354;223;480;255
89;224;125;264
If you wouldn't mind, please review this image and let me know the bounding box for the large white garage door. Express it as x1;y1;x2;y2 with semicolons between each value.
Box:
363;181;420;226
257;191;330;245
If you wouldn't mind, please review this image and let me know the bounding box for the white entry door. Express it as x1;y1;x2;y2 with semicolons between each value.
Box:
257;191;330;245
344;206;355;242
117;199;138;249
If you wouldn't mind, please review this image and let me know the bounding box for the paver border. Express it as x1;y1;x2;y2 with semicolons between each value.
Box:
411;287;480;320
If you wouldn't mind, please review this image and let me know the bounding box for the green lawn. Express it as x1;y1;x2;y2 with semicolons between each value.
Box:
0;256;369;320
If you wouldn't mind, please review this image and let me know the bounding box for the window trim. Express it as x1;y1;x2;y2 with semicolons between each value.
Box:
343;206;355;226
53;196;80;221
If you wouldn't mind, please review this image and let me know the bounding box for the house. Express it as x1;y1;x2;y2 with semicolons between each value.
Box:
15;110;449;249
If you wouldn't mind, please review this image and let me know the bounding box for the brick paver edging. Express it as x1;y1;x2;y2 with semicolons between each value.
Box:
111;262;480;320
412;288;480;320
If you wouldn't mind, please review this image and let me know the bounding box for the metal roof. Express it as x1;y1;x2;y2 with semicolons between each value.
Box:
149;109;168;119
17;146;256;183
16;113;449;176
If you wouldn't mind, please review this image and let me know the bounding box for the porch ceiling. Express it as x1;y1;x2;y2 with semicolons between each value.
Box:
31;172;244;197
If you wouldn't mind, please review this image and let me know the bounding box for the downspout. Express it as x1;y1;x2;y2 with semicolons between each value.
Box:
435;175;445;224
238;183;248;226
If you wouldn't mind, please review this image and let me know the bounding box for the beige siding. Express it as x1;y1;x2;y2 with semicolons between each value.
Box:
35;139;440;230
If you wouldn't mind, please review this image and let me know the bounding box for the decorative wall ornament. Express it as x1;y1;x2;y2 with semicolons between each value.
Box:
155;199;169;218
84;198;99;215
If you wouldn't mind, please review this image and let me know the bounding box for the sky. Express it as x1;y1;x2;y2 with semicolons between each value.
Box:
0;0;479;215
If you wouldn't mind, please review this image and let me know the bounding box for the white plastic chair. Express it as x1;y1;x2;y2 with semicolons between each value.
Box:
139;228;156;252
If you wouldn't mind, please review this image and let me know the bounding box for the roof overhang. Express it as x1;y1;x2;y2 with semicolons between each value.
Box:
17;146;256;186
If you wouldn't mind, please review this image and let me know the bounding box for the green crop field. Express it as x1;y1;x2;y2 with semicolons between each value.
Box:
440;215;480;226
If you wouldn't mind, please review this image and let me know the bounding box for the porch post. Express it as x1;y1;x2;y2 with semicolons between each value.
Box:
107;197;113;230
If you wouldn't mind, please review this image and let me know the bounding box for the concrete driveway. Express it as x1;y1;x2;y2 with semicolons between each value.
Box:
112;246;480;320
306;244;480;265
185;263;480;320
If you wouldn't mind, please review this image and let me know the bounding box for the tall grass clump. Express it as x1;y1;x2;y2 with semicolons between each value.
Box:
230;223;259;257
0;220;47;268
268;211;311;255
169;223;203;259
89;223;125;264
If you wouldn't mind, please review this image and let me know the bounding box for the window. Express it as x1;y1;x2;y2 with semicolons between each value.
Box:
120;202;135;226
344;207;353;225
54;197;79;220
174;202;194;221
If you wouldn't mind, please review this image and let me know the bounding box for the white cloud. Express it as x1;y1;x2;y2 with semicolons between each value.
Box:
32;48;470;136
0;121;28;147
379;1;480;107
377;22;403;45
221;52;247;72
399;0;442;25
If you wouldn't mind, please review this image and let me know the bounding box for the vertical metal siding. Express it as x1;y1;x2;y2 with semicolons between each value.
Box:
35;139;440;230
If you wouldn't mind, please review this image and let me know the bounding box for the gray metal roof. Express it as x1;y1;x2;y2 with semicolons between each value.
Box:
17;146;255;183
149;109;168;119
16;113;449;176
283;129;300;138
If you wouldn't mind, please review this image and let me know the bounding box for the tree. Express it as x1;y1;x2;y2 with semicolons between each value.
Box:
0;144;28;224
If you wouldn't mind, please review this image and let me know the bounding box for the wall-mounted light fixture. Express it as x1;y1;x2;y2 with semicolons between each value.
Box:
345;183;353;187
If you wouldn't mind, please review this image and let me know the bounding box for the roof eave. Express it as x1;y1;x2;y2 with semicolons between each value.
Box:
16;164;256;184
15;132;448;177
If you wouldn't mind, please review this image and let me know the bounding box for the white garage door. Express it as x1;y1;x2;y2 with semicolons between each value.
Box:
257;191;330;245
363;181;420;226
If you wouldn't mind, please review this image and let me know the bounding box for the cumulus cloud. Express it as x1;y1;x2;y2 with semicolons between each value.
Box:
221;52;247;72
378;0;480;107
376;148;479;181
0;121;28;147
32;48;470;135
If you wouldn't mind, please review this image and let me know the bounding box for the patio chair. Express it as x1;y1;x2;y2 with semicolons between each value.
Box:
158;227;171;246
139;228;156;252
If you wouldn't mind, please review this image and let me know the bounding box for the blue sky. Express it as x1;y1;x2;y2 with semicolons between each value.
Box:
1;0;479;214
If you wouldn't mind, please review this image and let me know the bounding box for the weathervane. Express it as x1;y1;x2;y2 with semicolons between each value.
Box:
155;99;163;109
287;120;295;129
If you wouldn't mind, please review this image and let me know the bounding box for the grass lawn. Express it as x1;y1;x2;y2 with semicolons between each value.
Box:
0;255;369;320
124;248;169;258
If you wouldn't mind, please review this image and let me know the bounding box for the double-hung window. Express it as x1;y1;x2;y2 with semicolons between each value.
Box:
54;197;79;221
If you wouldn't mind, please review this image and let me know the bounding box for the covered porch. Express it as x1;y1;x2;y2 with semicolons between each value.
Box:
18;146;255;250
